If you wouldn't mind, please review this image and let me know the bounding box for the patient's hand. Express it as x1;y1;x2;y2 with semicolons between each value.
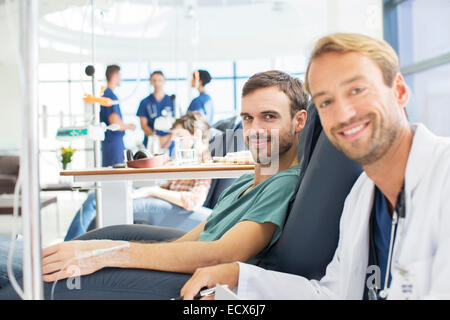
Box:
180;262;240;300
41;240;130;282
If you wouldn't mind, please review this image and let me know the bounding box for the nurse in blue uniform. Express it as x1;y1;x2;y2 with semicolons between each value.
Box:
187;69;214;125
100;65;136;167
136;71;174;148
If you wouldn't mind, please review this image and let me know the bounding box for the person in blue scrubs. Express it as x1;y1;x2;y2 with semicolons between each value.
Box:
136;71;174;149
187;69;214;125
100;65;136;167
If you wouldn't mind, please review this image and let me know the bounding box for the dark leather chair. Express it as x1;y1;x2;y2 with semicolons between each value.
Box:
256;103;363;280
203;121;245;209
211;115;238;133
0;156;20;194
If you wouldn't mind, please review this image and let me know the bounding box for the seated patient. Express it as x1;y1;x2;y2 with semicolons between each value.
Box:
0;70;308;299
64;112;212;241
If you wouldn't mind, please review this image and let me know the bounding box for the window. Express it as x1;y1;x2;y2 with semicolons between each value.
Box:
385;0;450;135
38;56;309;184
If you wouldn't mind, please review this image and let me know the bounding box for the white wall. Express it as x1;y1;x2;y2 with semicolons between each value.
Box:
0;63;21;153
0;0;22;154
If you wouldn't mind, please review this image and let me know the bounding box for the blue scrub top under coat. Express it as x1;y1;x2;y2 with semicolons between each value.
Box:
364;187;394;300
187;92;214;125
136;94;174;147
100;88;125;167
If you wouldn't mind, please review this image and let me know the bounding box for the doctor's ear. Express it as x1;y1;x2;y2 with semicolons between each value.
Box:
393;73;410;109
293;109;307;134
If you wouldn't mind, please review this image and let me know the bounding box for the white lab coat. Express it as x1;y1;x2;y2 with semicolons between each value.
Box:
236;123;450;300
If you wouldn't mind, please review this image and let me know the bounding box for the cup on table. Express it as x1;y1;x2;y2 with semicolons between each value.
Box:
174;136;201;166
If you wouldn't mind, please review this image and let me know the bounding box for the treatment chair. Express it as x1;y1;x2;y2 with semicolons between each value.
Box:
203;121;245;209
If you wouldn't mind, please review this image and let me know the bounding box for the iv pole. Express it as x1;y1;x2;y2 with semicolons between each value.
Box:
87;0;103;228
20;0;43;300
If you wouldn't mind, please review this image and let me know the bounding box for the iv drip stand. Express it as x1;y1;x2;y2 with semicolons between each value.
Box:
20;0;43;300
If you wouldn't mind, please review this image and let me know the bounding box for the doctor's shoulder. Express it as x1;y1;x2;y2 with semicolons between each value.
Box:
338;172;373;221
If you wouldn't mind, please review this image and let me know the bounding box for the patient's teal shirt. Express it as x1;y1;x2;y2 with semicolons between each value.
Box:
199;164;301;261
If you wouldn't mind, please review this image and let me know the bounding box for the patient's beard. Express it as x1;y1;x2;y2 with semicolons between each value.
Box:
248;128;294;167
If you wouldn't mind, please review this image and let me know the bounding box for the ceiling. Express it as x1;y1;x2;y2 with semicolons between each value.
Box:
1;0;383;64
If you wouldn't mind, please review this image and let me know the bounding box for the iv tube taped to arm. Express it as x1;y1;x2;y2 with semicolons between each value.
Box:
50;241;130;300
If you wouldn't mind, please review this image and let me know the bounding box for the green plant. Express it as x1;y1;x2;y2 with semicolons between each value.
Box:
61;147;75;170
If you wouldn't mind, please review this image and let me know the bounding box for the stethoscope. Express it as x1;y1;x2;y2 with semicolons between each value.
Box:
146;96;171;119
146;99;158;118
368;182;406;300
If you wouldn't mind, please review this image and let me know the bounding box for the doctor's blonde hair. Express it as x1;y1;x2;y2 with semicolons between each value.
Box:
304;33;400;93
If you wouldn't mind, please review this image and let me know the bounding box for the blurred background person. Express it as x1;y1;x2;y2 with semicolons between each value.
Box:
136;70;175;153
187;69;214;125
100;64;136;167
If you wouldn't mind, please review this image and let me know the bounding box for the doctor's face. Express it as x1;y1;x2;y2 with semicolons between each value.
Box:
308;51;409;166
150;74;165;91
240;86;304;165
111;71;121;87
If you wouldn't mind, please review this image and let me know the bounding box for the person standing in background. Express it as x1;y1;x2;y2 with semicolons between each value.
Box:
100;65;136;167
187;70;214;125
136;71;175;151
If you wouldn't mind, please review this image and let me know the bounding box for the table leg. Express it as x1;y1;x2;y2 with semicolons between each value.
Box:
99;181;133;227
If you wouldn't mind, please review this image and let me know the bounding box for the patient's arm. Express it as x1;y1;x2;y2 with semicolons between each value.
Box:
42;220;276;281
120;220;276;273
172;221;206;243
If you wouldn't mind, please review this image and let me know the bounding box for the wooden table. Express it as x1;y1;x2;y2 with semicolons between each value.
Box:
61;163;254;228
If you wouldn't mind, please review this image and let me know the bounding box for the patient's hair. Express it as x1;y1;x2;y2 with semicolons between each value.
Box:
173;112;211;143
105;64;120;82
242;70;308;118
304;33;400;93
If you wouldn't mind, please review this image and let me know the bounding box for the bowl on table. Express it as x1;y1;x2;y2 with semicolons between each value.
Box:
126;153;170;168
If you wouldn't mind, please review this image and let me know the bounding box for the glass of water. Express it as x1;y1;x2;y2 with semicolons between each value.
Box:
174;136;201;166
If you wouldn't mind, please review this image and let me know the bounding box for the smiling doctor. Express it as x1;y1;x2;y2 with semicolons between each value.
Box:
181;33;450;300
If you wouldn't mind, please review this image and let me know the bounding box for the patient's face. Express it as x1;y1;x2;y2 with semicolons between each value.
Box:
240;86;296;165
308;51;405;166
171;125;192;139
171;125;204;150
